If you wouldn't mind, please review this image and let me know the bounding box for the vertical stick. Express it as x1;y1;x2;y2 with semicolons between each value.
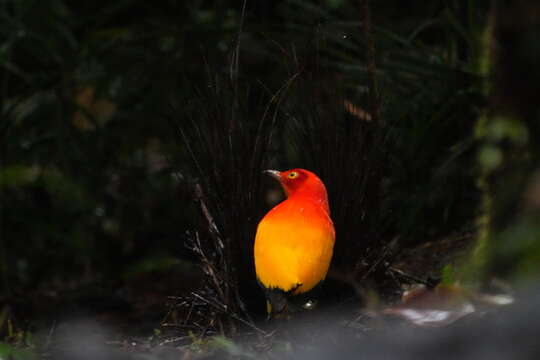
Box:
362;0;381;125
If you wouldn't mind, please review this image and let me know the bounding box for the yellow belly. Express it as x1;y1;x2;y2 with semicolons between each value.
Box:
254;200;335;294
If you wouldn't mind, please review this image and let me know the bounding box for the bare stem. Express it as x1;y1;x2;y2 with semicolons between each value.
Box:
362;0;381;125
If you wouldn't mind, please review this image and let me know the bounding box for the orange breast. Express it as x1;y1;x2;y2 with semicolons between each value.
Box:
254;198;335;294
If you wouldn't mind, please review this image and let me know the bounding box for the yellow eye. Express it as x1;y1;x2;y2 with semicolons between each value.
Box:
288;172;298;179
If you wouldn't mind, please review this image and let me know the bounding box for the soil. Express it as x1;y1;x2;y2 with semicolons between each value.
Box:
2;230;479;359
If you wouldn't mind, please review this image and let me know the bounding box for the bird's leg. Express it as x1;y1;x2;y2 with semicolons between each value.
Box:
265;288;289;320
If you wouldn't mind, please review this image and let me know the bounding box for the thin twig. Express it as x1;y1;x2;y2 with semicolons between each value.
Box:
193;233;227;303
387;267;436;287
159;336;191;346
194;185;224;248
44;320;56;350
191;292;267;335
362;0;381;125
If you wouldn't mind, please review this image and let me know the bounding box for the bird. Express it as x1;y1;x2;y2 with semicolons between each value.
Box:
254;168;335;318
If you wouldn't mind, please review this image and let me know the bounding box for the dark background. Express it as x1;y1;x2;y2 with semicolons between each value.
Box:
1;0;540;352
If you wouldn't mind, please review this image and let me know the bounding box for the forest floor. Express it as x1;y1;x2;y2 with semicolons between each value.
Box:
1;229;491;359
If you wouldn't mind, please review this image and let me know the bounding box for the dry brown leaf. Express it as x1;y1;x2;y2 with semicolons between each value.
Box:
383;284;475;327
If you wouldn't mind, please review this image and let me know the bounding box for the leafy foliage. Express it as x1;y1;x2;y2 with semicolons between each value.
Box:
3;0;526;340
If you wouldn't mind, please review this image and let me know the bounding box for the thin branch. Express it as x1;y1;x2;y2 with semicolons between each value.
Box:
387;267;436;287
191;292;267;335
194;184;224;249
362;0;381;125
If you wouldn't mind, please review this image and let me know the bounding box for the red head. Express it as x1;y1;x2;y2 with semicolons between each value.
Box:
264;168;330;211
